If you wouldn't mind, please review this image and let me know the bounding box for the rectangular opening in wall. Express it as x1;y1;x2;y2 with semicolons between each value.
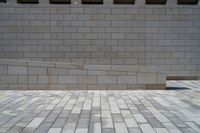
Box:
0;0;7;3
178;0;198;5
17;0;39;4
82;0;103;4
167;76;199;80
146;0;167;4
114;0;135;4
50;0;71;4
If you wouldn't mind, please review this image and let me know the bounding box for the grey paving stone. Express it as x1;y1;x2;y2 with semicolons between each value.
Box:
112;114;124;123
52;118;67;128
180;128;197;133
102;128;115;133
77;118;89;128
128;128;142;133
146;117;164;128
44;113;59;123
0;81;199;133
34;122;52;133
169;117;188;128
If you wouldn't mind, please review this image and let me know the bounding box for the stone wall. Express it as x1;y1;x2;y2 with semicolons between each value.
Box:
0;59;166;90
0;0;200;78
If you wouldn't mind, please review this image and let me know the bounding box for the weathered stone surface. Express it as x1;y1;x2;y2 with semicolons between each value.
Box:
0;59;166;90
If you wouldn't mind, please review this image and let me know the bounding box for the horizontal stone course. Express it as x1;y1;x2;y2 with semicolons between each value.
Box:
0;59;166;90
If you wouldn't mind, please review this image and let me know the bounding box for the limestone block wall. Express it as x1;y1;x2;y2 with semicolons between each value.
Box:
0;59;166;90
0;0;200;78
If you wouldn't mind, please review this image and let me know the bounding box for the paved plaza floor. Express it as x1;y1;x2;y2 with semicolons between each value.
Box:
0;81;200;133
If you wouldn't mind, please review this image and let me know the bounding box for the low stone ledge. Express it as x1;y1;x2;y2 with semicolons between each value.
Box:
0;59;166;90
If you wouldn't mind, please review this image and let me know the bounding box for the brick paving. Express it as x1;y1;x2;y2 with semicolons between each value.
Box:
0;81;200;133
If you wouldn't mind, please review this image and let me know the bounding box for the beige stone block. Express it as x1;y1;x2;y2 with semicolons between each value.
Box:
88;85;107;90
146;84;166;90
108;71;127;76
28;67;47;75
0;75;18;84
68;69;87;75
77;76;97;84
98;76;117;84
156;74;166;84
9;27;23;33
47;85;67;90
118;76;136;84
48;68;68;75
84;65;111;71
56;62;84;69
28;85;48;90
137;73;156;84
28;76;37;84
67;84;87;90
0;65;7;74
38;75;57;84
88;70;107;75
18;75;28;84
107;85;127;90
127;85;147;90
28;61;55;67
8;66;27;75
0;84;8;90
106;85;127;90
9;84;27;90
111;65;139;72
58;76;77;84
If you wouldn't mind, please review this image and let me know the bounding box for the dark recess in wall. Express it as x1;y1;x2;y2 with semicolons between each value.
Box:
0;0;6;3
178;0;199;4
114;0;135;4
82;0;103;4
17;0;39;4
50;0;71;4
146;0;167;4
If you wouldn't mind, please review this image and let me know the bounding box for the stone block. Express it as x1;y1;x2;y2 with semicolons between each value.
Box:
0;75;18;84
9;84;28;90
88;70;107;75
127;84;147;90
8;66;27;75
28;85;48;90
118;76;136;84
146;84;166;90
77;76;96;84
156;74;166;83
108;71;127;76
107;85;127;90
58;76;77;84
84;65;111;71
28;67;47;75
67;84;87;90
28;75;37;84
137;73;157;84
68;69;87;75
18;75;28;84
48;68;68;75
98;76;117;84
38;75;57;84
28;61;55;67
0;84;8;90
87;85;107;90
0;65;7;74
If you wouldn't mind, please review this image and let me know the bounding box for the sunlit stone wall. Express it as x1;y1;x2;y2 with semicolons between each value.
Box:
0;0;199;78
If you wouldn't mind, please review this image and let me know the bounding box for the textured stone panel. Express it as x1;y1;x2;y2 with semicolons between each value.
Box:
58;76;77;84
98;76;117;84
8;66;27;75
